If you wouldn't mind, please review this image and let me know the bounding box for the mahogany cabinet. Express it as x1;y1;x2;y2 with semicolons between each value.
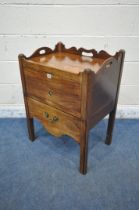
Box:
19;42;125;174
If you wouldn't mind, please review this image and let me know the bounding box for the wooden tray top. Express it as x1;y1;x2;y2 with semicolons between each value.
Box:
25;42;119;74
28;52;105;74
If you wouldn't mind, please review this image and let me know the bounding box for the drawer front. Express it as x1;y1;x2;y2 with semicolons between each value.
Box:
24;68;81;117
23;60;82;83
27;97;81;142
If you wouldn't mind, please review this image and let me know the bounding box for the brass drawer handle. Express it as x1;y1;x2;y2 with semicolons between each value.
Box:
44;112;59;123
48;90;53;96
49;116;59;123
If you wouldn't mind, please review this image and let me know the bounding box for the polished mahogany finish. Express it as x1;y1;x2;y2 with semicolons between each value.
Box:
19;42;125;174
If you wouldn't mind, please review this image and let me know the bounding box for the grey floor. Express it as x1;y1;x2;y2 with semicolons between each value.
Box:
0;118;139;210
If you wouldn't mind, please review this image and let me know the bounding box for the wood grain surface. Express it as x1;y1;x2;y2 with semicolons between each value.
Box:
27;97;81;142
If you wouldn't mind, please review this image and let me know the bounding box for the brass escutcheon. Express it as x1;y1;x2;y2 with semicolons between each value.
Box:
44;112;49;118
48;90;53;96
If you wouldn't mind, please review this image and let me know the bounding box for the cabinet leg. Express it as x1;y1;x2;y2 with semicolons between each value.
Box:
80;128;88;175
105;107;117;145
26;117;35;141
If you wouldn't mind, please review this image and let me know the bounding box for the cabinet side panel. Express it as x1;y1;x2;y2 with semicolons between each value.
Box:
89;56;124;128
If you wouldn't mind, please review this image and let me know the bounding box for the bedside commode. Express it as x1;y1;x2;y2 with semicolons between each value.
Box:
19;42;125;174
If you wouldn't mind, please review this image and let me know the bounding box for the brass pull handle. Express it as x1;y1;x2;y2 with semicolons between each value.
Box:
48;90;53;96
44;112;59;123
49;116;59;123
